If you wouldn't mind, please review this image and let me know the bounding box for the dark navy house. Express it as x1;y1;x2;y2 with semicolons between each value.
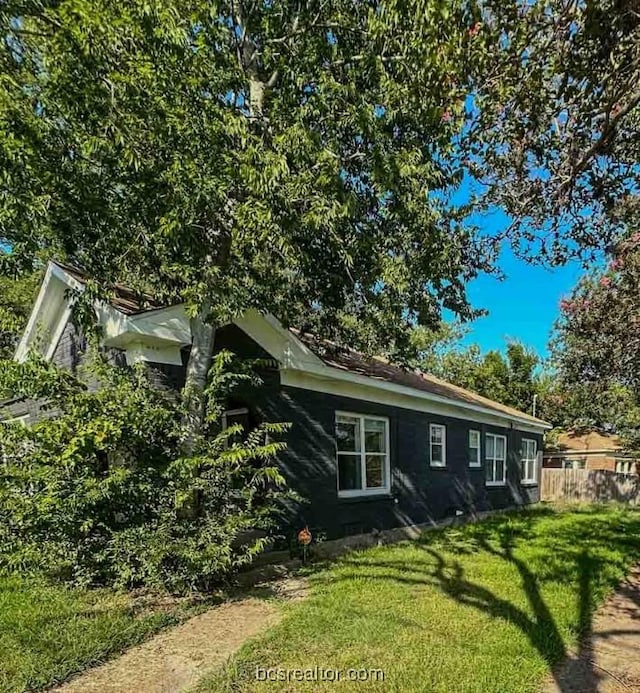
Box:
2;262;551;539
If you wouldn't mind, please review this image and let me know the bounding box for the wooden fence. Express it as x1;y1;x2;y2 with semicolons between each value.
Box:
541;468;640;505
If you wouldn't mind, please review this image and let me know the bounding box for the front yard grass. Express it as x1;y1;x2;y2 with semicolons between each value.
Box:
0;575;212;692
202;505;640;693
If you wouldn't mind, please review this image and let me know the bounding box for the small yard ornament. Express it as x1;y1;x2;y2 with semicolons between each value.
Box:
297;526;312;563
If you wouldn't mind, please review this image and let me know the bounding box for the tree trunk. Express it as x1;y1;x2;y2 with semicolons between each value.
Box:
180;228;232;457
181;299;216;456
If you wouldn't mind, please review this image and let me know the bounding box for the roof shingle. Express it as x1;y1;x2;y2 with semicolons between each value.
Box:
293;331;549;426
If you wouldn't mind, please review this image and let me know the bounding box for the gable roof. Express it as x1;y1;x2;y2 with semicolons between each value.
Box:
293;331;548;428
15;262;189;364
17;262;551;431
51;262;164;315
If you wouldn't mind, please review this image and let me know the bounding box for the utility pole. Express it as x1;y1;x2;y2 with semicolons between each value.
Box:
532;393;538;418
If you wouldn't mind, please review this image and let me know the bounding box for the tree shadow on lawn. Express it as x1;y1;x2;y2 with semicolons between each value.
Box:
335;508;640;692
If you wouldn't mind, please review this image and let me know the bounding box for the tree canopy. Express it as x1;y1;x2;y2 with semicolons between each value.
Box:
0;264;40;360
424;339;540;415
546;233;640;444
0;0;493;352
0;0;503;442
3;0;640;443
468;0;640;260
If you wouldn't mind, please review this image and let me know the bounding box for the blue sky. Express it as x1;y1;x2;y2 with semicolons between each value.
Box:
446;175;589;360
457;245;583;359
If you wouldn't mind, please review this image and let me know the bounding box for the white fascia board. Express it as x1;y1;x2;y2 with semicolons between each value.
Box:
15;264;54;361
124;342;184;366
544;449;619;457
17;261;190;363
100;304;191;349
234;310;325;369
15;262;85;362
237;311;550;432
281;367;551;433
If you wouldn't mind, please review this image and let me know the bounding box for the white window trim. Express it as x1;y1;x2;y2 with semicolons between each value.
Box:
486;433;507;486
221;407;250;430
429;423;447;467
469;429;481;468
336;411;391;498
615;459;634;475
221;407;250;450
521;438;538;485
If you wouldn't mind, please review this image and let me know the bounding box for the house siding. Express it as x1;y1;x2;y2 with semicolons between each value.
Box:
1;318;184;422
251;386;542;539
213;324;543;540
1;321;86;423
2;320;544;540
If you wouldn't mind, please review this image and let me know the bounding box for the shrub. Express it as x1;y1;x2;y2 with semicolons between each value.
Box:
0;352;289;592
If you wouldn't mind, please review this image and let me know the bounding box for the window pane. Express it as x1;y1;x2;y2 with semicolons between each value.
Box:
336;416;361;453
469;430;480;448
486;461;495;482
470;447;480;465
496;437;506;460
364;419;386;453
495;458;505;482
431;425;443;443
431;443;443;464
365;455;385;488
524;440;535;460
338;454;361;490
485;433;496;459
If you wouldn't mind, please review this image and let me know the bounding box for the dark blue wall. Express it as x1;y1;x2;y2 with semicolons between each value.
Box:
249;384;542;540
213;325;543;540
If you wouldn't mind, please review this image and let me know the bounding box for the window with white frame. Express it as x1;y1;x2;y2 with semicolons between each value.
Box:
429;424;446;467
615;459;635;475
521;438;538;483
469;429;481;467
485;433;506;485
336;413;390;497
221;407;250;447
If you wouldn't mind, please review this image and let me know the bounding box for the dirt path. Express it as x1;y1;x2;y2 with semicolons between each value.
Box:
52;577;308;693
544;565;640;693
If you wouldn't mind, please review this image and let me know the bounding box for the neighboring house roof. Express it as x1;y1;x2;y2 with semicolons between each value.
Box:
16;261;551;433
544;430;625;456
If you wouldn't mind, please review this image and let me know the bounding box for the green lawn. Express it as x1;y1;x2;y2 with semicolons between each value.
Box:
0;576;213;692
201;505;640;693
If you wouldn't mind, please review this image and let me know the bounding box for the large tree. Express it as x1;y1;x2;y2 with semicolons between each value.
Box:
468;0;640;260
555;233;640;389
0;0;494;446
548;232;640;443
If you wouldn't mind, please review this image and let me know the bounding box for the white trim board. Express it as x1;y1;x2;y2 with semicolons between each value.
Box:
281;367;549;434
544;449;621;457
16;267;551;431
15;263;82;362
16;262;191;366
